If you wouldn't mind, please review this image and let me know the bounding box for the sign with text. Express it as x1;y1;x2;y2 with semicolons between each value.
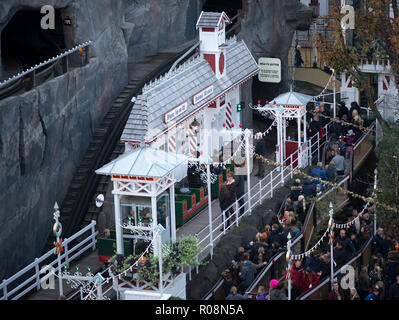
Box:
193;85;214;105
164;101;188;124
258;58;281;83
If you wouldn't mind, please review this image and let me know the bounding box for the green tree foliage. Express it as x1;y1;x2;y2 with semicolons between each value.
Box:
375;121;399;239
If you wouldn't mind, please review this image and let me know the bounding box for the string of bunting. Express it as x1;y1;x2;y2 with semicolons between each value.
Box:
290;202;371;260
313;72;335;101
253;152;397;213
308;110;376;133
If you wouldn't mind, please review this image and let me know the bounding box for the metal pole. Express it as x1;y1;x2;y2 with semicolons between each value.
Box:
373;169;378;236
113;181;124;255
206;162;214;258
158;233;163;299
287;233;292;301
170;185;176;242
333;71;337;119
151;196;158;256
244;130;252;214
329;202;334;290
298;117;301;168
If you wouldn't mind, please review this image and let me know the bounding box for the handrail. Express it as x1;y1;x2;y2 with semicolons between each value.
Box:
0;221;97;300
0;41;92;89
298;234;374;300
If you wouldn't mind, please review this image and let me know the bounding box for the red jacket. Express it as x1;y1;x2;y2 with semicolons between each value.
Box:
288;262;303;288
300;272;319;293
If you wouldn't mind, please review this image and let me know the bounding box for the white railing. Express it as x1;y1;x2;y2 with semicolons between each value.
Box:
0;221;98;300
194;123;331;262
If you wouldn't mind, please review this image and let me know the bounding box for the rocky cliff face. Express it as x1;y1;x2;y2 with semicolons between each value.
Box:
0;0;311;281
240;0;313;108
0;0;130;280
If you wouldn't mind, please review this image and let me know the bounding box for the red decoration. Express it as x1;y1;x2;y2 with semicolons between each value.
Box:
257;100;261;104
219;52;225;75
266;101;269;104
79;53;83;57
274;101;276;105
231;124;234;127
223;123;226;127
239;124;243;128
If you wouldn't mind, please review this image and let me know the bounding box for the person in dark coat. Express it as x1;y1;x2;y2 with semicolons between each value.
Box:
290;179;303;202
326;160;337;182
388;275;399;300
234;164;246;216
309;114;322;139
338;101;349;119
302;179;316;198
334;229;356;256
219;182;236;229
328;281;345;300
187;161;202;188
239;252;266;293
267;224;283;247
334;241;351;268
254;135;266;178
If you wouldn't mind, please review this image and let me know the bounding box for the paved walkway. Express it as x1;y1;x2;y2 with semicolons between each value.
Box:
177;152;283;259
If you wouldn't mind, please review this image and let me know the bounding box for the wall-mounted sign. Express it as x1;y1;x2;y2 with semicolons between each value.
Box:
164;101;188;124
193;85;214;105
258;58;281;83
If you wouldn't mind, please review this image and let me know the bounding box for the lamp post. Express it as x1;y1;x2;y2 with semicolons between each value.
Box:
53;202;64;296
329;202;335;290
286;232;292;300
244;129;252;214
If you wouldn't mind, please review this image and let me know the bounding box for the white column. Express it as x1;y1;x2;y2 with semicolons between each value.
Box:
304;112;308;166
170;185;176;243
151;195;158;256
206;162;214;258
297;117;301;168
113;181;124;255
244;130;252;214
276;115;282;170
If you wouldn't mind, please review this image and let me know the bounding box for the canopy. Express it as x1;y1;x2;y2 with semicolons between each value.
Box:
270;91;313;107
96;146;189;179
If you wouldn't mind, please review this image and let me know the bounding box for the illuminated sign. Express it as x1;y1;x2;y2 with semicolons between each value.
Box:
164;101;188;124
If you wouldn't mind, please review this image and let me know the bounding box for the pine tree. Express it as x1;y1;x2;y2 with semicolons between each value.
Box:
375;122;399;240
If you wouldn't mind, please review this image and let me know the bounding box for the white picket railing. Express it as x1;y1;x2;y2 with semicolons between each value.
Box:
194;123;332;262
0;221;98;300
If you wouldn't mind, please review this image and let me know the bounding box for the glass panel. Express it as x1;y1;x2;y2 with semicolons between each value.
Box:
157;193;171;243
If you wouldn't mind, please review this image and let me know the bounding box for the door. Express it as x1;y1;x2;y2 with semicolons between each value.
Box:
157;193;171;243
359;73;378;107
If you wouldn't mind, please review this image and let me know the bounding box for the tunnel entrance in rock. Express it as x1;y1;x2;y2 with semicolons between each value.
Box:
202;0;242;18
1;9;66;79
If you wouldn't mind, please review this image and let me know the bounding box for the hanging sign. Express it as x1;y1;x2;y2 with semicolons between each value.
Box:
258;58;281;83
193;85;214;105
164;101;188;124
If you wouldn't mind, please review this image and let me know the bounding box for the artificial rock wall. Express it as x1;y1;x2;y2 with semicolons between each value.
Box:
0;0;311;281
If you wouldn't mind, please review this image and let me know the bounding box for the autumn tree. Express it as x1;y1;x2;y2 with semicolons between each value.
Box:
316;0;399;131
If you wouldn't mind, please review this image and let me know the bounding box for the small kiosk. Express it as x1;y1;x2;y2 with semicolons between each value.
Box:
257;90;312;169
95;144;189;256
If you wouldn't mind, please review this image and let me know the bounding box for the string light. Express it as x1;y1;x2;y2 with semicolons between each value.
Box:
253;153;397;213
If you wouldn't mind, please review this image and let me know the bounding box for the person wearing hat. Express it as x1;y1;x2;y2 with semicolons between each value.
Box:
269;279;287;300
345;130;356;158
